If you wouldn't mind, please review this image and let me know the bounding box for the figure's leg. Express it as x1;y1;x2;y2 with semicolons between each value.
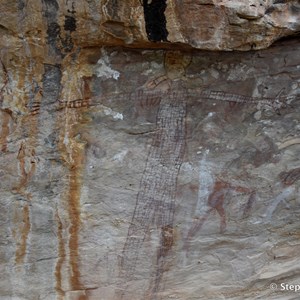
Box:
216;205;226;233
187;216;207;240
184;211;211;251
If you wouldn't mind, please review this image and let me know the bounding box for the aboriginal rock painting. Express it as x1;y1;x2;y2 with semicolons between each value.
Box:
118;90;186;299
183;155;256;251
263;167;300;221
81;48;299;300
109;80;299;298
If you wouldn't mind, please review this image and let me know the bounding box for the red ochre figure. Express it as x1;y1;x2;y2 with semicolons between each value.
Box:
185;180;253;248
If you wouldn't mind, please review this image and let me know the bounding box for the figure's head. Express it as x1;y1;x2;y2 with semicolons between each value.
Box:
164;51;191;80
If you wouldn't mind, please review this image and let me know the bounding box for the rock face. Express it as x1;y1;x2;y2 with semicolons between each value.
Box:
0;1;300;300
0;0;300;51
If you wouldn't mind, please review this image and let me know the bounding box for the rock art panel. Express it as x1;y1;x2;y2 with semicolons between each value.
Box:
0;23;299;300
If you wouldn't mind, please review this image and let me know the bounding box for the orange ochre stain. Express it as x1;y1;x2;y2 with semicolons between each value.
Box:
11;50;41;267
82;76;92;101
66;144;89;300
62;127;87;295
18;143;27;184
0;110;11;152
57;86;91;298
55;210;66;299
16;142;36;194
160;225;175;258
68;159;83;291
14;132;37;265
15;204;31;265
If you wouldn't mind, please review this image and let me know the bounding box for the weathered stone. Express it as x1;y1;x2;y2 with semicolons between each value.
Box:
0;1;300;300
0;1;299;51
1;36;300;299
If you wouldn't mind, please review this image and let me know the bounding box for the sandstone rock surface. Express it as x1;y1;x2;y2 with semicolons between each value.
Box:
0;0;299;51
0;1;300;300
